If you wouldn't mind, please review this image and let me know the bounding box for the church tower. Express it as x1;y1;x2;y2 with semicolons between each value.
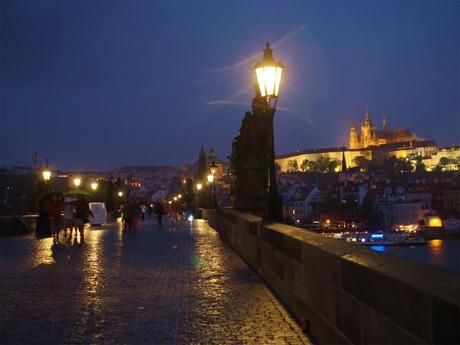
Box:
349;121;360;149
360;104;375;147
196;145;207;180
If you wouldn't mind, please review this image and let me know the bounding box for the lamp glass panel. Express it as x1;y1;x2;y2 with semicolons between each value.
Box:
42;170;51;181
256;66;282;98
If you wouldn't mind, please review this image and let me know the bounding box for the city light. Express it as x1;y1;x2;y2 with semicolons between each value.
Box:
73;177;82;188
427;216;443;227
117;191;123;197
207;174;214;183
174;196;178;201
90;182;98;191
178;194;182;199
196;183;203;191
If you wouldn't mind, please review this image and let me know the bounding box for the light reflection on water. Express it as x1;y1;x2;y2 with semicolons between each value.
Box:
370;239;460;274
33;237;55;266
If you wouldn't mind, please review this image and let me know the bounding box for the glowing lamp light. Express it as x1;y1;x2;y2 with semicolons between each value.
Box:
174;196;178;201
118;191;123;197
178;194;182;199
73;177;81;188
207;174;214;183
427;216;443;228
196;183;203;191
42;168;51;182
255;43;284;101
90;182;98;191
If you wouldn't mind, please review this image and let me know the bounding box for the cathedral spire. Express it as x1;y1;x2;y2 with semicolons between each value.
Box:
341;151;347;172
364;104;371;125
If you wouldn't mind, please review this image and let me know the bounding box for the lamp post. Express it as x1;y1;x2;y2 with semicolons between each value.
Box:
41;159;52;194
254;43;284;221
209;160;218;208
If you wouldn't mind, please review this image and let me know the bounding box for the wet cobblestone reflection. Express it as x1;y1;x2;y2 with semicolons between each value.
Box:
0;219;310;344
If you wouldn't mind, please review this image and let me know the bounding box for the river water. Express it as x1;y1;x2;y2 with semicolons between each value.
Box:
369;240;460;274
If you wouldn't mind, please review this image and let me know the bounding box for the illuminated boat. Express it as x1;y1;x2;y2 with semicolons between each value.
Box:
343;232;425;246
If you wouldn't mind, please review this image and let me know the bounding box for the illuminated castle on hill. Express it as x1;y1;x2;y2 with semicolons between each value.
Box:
349;105;421;149
275;104;460;173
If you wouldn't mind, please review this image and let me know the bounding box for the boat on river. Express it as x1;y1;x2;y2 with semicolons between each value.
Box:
329;231;426;246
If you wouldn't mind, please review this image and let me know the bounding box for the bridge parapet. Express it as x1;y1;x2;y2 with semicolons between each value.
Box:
201;208;460;345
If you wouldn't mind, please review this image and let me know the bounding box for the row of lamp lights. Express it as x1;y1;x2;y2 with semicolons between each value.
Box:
193;162;217;193
41;161;127;199
168;193;182;205
41;161;100;192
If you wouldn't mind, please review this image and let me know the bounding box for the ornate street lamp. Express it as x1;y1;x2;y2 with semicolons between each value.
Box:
209;160;218;176
73;177;82;188
42;160;51;182
255;43;284;108
254;43;284;220
208;160;218;208
90;182;98;191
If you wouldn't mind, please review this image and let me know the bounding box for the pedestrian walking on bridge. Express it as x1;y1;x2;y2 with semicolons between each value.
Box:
154;202;165;227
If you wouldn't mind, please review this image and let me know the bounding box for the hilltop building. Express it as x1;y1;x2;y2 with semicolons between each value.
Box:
349;105;420;149
275;105;459;173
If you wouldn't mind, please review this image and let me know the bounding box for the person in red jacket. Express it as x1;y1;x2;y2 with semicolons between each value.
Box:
47;193;63;243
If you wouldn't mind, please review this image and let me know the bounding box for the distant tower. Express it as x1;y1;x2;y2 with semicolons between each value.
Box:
196;145;207;180
349;121;360;149
208;147;217;162
341;151;347;172
360;104;375;147
382;115;387;130
33;152;39;169
339;151;349;184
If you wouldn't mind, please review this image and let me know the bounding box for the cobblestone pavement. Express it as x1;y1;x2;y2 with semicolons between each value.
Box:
0;218;311;344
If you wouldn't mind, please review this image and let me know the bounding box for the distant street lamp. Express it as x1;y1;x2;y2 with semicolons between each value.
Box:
254;43;284;220
196;183;203;191
208;160;218;208
73;177;82;188
118;191;123;198
90;182;98;191
174;196;178;201
42;160;51;182
178;194;182;199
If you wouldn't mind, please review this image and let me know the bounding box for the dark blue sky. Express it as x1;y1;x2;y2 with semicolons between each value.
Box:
1;0;459;171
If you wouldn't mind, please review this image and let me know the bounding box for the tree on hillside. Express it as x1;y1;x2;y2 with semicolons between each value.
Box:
286;160;299;172
315;155;339;173
300;159;310;172
353;156;371;172
414;156;426;173
394;157;413;173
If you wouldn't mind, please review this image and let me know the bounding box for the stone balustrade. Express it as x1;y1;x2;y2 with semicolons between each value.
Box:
201;207;460;345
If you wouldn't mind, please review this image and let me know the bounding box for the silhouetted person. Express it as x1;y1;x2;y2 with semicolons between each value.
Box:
74;195;93;239
154;202;165;227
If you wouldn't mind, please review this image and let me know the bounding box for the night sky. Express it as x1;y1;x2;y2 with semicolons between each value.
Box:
1;0;459;171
